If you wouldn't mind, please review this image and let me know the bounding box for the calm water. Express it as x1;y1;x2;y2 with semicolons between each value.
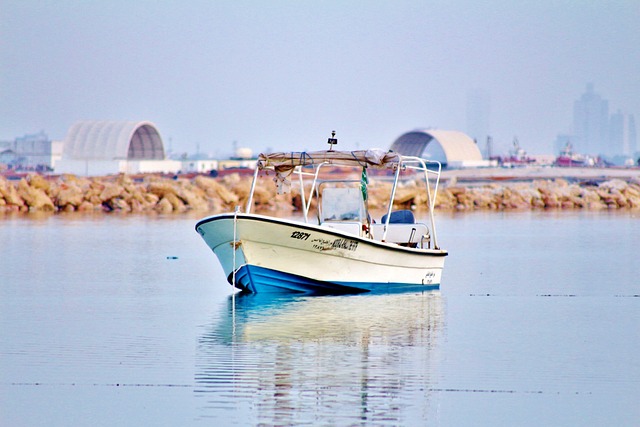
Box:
1;210;638;426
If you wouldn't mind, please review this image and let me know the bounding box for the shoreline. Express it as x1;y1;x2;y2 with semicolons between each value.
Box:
1;167;640;215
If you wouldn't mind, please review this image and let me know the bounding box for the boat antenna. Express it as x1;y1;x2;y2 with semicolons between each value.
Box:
327;130;337;151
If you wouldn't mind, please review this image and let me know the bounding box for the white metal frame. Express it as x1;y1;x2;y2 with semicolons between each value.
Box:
244;155;443;249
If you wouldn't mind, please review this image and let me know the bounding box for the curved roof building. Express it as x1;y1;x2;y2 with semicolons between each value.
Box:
63;120;165;160
390;129;484;167
56;120;180;175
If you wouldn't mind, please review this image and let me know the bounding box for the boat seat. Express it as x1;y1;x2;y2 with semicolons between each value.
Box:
321;221;362;236
381;209;415;224
369;222;430;247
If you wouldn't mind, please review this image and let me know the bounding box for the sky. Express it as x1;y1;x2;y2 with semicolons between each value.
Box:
1;0;639;157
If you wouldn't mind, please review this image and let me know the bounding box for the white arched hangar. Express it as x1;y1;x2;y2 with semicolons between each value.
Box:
390;129;491;168
55;121;181;176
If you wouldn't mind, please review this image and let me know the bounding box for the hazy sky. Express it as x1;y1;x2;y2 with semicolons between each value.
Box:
2;0;639;157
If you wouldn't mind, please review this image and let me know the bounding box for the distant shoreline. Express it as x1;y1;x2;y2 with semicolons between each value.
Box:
1;167;640;215
441;165;640;185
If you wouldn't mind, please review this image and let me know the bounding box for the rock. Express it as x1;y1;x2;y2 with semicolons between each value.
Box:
88;195;103;206
472;188;494;208
250;183;279;210
271;199;295;213
394;181;419;206
215;183;240;206
497;187;530;209
622;186;640;208
116;173;134;186
147;181;178;198
207;196;224;214
105;198;131;211
56;183;85;208
123;185;150;209
366;181;393;210
518;187;543;208
99;183;124;202
17;178;55;211
27;174;51;193
164;193;186;212
194;176;239;206
596;188;626;208
553;184;584;209
447;186;467;196
228;176;252;197
77;201;98;211
0;179;25;208
176;186;208;211
434;188;458;210
586;200;607;209
600;179;628;192
455;191;475;209
581;188;601;205
155;197;174;213
542;193;560;208
144;193;160;205
4;172;640;215
129;198;144;212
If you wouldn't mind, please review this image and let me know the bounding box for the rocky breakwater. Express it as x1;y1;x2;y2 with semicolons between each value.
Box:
1;173;640;214
378;178;640;211
0;173;294;214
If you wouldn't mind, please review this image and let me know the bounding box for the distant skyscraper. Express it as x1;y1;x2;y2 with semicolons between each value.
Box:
466;89;490;155
629;114;637;156
609;110;625;155
573;83;609;155
609;111;638;157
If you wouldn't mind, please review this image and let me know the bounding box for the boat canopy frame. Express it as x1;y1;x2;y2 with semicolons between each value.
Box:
244;149;443;249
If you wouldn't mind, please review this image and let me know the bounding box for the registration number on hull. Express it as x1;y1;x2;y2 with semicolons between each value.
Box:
290;231;310;241
291;230;359;252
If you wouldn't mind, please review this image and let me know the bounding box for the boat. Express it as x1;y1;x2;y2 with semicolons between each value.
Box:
555;141;587;167
500;137;535;167
195;133;448;294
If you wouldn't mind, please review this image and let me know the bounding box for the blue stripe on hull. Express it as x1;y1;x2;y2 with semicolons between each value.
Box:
232;265;439;295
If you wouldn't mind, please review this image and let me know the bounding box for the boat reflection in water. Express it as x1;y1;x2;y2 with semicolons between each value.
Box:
196;290;443;425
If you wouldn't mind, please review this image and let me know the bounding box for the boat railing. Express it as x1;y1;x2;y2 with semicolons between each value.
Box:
302;162;330;223
245;166;261;213
245;155;442;249
245;160;332;222
294;162;363;225
381;156;441;249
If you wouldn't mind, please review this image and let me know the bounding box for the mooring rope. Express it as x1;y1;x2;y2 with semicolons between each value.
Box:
232;206;239;295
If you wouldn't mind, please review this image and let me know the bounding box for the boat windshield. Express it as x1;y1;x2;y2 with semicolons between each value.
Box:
320;187;366;222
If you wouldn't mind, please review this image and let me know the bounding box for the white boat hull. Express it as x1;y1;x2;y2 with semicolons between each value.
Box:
195;213;447;294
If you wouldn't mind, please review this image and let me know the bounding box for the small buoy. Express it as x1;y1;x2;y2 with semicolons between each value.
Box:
166;256;178;260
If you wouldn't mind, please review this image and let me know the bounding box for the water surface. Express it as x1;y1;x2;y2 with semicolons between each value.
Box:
1;211;638;426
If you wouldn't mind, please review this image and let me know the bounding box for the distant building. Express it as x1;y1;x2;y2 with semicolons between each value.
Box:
466;89;491;153
181;159;219;174
390;129;493;168
609;110;625;155
55;121;181;176
607;110;637;158
629;115;637;157
573;83;609;155
179;147;256;174
570;84;638;159
0;131;62;171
